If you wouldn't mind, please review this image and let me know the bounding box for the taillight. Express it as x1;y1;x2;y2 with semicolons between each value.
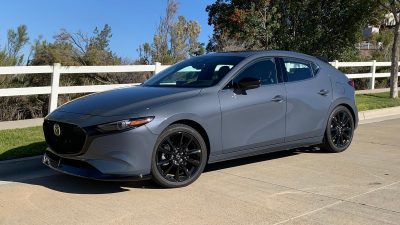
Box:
348;80;355;88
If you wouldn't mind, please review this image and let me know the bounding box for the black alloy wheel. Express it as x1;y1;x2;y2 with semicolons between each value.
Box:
322;106;354;153
151;124;207;188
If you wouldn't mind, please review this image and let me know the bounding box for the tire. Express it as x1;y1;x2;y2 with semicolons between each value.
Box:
321;106;354;153
151;124;208;188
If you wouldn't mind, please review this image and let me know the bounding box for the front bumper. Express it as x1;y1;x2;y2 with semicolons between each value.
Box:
43;111;160;180
43;151;151;181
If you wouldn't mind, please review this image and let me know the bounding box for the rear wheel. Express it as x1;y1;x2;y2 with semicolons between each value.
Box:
151;124;207;188
321;106;354;153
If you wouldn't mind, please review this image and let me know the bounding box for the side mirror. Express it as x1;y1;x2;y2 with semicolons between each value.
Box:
233;77;261;94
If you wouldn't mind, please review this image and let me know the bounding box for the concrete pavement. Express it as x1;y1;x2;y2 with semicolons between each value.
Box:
0;119;400;225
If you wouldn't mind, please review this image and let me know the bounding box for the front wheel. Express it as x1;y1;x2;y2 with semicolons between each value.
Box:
151;124;207;188
321;106;354;153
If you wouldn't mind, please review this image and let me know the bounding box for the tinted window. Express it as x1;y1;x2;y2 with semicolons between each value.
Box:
283;59;314;82
233;59;277;85
143;56;244;88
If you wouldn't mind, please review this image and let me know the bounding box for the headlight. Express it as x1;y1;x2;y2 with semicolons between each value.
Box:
96;116;154;132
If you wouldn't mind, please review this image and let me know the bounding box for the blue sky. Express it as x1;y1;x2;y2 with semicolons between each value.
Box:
0;0;215;60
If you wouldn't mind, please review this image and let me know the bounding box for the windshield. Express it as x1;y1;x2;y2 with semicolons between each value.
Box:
143;55;244;88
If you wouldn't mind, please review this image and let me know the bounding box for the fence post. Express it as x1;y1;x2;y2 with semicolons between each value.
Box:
334;60;339;69
154;62;161;74
48;63;61;113
369;60;376;90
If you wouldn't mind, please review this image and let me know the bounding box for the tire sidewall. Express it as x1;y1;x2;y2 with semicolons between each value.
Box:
151;124;208;188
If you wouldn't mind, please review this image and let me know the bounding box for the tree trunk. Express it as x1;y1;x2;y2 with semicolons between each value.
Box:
390;23;400;98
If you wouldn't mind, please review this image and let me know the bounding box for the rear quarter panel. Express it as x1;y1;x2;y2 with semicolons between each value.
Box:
322;62;359;127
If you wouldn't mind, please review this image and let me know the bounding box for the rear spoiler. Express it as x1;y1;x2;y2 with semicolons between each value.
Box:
316;56;329;63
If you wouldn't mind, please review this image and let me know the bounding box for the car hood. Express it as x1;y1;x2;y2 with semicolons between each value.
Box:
55;86;201;117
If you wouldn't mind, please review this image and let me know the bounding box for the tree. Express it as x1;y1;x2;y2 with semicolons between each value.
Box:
0;25;29;66
206;0;280;51
0;25;29;87
206;0;380;61
0;24;150;121
29;25;139;114
31;24;125;86
138;0;204;64
137;42;152;64
371;30;394;61
32;24;120;67
379;1;400;99
0;25;37;121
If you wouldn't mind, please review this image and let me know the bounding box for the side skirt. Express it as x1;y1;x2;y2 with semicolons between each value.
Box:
208;136;323;164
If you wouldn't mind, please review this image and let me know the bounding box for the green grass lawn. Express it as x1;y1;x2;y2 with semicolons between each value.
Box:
0;126;46;161
0;91;400;161
356;91;400;111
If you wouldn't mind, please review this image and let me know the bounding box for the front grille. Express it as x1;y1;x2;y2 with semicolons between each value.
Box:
43;120;87;155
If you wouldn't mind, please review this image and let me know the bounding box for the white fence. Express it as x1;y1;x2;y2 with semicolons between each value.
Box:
0;63;170;113
330;60;398;91
0;60;398;113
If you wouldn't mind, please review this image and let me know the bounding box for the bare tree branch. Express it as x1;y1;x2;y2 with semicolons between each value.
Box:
69;33;87;55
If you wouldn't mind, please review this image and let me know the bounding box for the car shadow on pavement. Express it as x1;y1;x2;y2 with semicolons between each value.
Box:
23;174;161;194
203;146;327;172
0;147;320;194
0;142;46;161
204;149;300;172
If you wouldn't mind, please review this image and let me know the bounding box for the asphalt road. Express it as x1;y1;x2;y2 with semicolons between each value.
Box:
0;119;400;225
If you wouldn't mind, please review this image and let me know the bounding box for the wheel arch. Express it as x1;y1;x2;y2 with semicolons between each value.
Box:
338;103;357;127
328;98;358;128
170;119;211;161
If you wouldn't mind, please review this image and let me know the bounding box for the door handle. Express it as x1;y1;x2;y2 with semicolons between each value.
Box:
271;95;284;103
318;89;329;96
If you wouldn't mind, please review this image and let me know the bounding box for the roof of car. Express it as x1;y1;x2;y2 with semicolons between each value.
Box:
209;50;321;62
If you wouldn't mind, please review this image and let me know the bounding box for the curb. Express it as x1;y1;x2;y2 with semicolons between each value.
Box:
358;106;400;121
355;88;389;94
0;118;43;131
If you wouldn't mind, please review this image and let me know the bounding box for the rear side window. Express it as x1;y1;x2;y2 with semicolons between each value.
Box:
283;59;314;82
233;59;278;85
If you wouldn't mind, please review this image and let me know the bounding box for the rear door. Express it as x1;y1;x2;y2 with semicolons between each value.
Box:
279;57;332;142
218;58;286;153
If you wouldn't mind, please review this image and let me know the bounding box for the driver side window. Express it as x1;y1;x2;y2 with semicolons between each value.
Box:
233;59;278;86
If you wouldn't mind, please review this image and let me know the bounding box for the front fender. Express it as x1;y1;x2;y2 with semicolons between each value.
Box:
143;90;223;156
145;113;205;135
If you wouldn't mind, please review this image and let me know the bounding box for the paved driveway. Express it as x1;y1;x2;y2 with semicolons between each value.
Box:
0;119;399;225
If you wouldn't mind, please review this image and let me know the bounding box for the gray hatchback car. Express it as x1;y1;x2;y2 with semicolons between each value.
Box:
43;51;358;188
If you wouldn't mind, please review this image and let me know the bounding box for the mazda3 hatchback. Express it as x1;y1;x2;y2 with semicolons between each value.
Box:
43;51;358;188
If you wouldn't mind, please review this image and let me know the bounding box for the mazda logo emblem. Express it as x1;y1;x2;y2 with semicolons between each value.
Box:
53;123;61;137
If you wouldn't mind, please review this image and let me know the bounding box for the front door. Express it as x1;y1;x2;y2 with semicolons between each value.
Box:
218;58;286;153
